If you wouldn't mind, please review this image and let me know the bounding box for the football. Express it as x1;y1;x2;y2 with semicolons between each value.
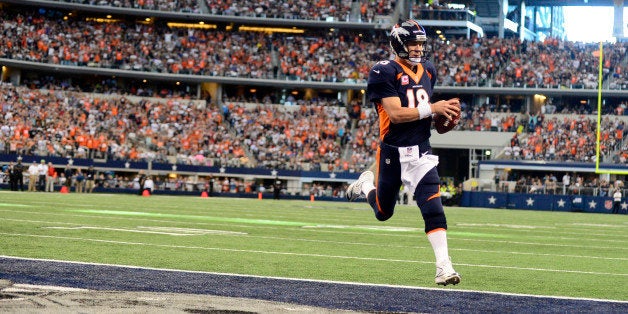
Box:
434;110;461;134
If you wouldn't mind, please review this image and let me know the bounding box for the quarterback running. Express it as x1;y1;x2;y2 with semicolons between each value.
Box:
346;19;462;286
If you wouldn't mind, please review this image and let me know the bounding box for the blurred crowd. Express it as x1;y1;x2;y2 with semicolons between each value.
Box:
49;0;396;21
0;3;627;175
1;83;626;175
50;0;203;13
510;172;625;198
0;84;239;167
1;7;627;88
503;114;626;163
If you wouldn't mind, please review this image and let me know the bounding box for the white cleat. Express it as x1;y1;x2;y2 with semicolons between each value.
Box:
435;258;461;286
346;171;374;202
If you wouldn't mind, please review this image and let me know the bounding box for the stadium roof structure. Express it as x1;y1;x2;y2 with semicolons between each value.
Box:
473;0;625;19
525;0;625;6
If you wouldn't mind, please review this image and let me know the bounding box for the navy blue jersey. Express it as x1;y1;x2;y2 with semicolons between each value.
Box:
367;59;437;147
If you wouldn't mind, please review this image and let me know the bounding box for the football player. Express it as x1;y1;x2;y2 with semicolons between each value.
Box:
346;19;461;286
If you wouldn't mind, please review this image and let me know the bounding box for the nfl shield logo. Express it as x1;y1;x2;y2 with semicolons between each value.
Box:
604;200;613;210
401;75;409;85
405;147;413;157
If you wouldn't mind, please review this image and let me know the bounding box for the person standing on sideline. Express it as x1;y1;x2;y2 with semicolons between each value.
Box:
37;159;48;192
346;20;462;286
612;189;622;214
562;173;570;194
46;162;56;192
64;165;73;192
13;158;24;191
85;165;96;193
143;175;154;195
8;161;17;191
273;178;282;200
75;169;84;193
209;175;215;196
27;161;38;192
137;171;147;195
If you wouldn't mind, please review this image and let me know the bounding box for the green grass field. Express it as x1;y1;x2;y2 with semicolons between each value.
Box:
0;192;626;301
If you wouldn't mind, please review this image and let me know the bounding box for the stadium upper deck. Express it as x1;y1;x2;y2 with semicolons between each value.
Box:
1;3;626;91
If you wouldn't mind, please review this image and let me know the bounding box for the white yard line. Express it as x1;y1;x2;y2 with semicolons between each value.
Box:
1;232;626;277
0;254;626;304
1;217;627;260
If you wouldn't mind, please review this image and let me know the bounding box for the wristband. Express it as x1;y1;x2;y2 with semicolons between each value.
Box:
417;103;432;120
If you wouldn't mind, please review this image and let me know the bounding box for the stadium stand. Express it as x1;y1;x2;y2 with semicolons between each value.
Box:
0;0;626;202
1;6;627;87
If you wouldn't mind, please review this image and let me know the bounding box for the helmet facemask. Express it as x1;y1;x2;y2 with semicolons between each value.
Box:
406;39;428;65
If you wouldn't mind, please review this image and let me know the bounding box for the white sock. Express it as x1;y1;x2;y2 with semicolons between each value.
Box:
427;229;449;265
361;181;376;196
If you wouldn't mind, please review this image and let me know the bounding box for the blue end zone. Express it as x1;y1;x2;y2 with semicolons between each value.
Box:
1;256;626;313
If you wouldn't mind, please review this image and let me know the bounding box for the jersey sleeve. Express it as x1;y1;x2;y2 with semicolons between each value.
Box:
366;61;398;103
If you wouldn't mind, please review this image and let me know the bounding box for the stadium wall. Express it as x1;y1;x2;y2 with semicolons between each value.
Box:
460;190;626;213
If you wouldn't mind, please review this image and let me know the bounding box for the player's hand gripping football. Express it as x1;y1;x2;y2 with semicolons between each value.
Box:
431;98;461;121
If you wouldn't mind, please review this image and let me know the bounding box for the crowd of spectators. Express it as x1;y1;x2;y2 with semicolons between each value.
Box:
2;2;626;200
507;115;626;164
206;0;396;21
48;0;395;21
1;5;627;172
226;100;351;171
497;38;625;89
454;100;627;165
50;0;202;13
0;83;248;168
0;9;384;83
512;172;625;197
1;79;626;178
1;7;627;88
411;1;475;22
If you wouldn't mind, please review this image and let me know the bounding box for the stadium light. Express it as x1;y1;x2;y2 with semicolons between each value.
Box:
238;26;304;34
167;22;217;29
533;94;546;101
86;17;122;23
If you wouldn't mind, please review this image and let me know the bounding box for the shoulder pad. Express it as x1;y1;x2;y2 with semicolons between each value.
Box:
368;60;399;84
423;61;437;76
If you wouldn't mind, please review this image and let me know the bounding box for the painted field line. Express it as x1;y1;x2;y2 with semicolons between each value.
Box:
68;209;628;244
4;284;90;292
42;226;247;236
67;209;428;233
0;214;626;253
454;231;628;244
455;224;628;238
2;217;625;261
1;232;626;277
1;254;627;304
451;236;628;250
0;203;31;207
452;247;628;261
